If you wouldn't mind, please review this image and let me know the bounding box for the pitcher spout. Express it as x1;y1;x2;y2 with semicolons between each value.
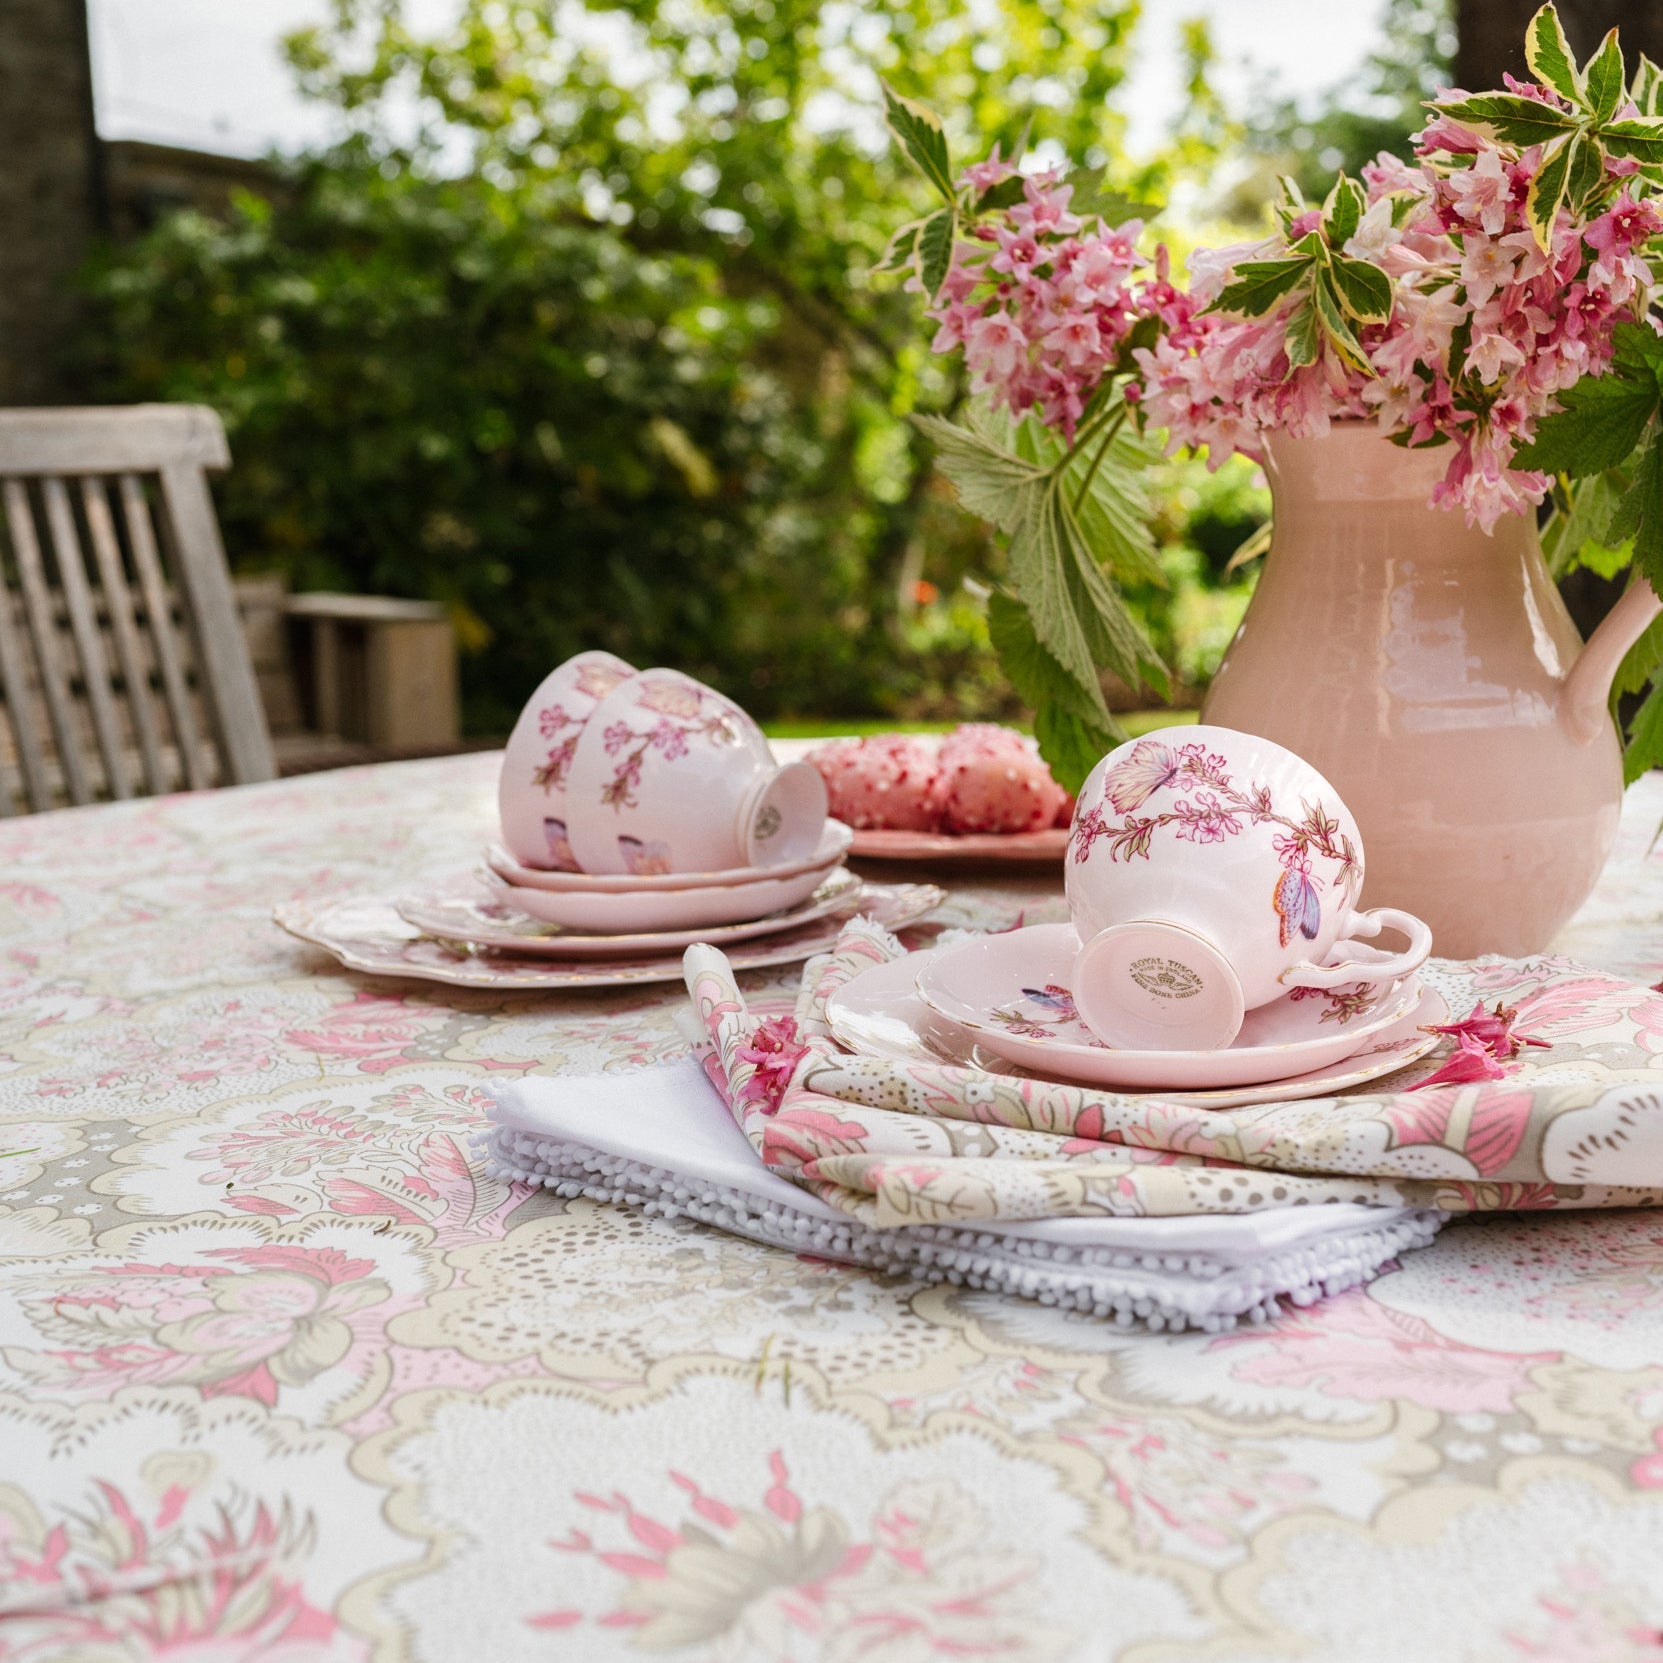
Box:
1561;579;1663;745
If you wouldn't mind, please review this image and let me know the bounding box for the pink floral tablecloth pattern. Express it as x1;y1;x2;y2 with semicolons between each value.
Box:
5;752;1663;1660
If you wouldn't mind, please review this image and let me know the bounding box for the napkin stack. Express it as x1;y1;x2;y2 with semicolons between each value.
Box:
485;917;1663;1328
485;1056;1442;1331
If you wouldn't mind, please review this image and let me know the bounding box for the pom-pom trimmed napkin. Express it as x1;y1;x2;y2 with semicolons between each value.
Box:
485;1055;1442;1331
486;919;1663;1327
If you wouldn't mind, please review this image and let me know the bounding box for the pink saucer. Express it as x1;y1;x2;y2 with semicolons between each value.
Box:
485;820;852;894
914;923;1421;1090
849;826;1068;863
489;861;839;932
275;882;944;990
824;949;1445;1108
397;869;865;958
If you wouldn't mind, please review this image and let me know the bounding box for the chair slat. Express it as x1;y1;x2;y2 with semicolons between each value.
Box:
0;407;277;815
120;474;209;791
81;476;170;796
158;464;275;784
0;554;52;813
42;477;132;801
3;481;90;804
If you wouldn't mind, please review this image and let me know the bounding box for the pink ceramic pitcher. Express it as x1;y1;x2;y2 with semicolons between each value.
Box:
1201;422;1663;958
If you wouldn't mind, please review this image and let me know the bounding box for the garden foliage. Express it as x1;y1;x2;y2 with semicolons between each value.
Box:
84;0;1225;735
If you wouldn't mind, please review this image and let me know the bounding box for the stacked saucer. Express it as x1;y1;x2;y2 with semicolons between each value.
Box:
453;820;863;955
825;930;1446;1109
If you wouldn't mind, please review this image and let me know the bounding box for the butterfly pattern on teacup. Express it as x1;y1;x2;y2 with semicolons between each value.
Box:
1273;861;1323;948
619;835;674;876
542;817;581;873
1074;738;1360;951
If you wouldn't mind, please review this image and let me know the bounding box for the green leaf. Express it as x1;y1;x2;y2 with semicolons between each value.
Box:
1063;429;1165;589
1284;297;1320;369
913;413;1046;535
1514;372;1660;477
1611;318;1663;376
1323;175;1365;247
918;206;956;299
1542;469;1627;575
1313;276;1371;372
985;589;1104;724
1525;132;1575;249
1328;255;1393;323
875;217;924;275
1525;5;1584;104
975;175;1027;212
1056;488;1167;695
1566;130;1606;213
1584;28;1626;124
1432;92;1582;146
880;82;955;203
1207;256;1314;318
1627;437;1663;593
1005;485;1109;716
1035;702;1124;796
1600;117;1663;165
1633;55;1663;117
1623;677;1663;784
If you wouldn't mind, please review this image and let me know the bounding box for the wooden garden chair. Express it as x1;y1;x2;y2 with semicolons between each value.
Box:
0;404;275;814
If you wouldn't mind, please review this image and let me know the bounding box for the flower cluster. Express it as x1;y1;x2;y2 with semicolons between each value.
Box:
1135;98;1663;530
1410;998;1550;1089
925;162;1179;443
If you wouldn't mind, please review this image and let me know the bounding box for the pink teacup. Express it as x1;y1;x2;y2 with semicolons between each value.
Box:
498;650;637;870
1065;724;1432;1051
565;667;828;875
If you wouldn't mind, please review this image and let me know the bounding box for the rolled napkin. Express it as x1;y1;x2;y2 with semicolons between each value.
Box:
684;919;1663;1228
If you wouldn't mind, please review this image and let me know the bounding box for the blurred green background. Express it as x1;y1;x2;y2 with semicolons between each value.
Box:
78;0;1454;737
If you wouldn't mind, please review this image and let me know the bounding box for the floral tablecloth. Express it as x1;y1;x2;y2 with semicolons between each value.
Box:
5;753;1663;1661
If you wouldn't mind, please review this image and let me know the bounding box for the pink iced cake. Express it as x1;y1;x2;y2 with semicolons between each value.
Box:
806;725;1070;835
804;734;942;831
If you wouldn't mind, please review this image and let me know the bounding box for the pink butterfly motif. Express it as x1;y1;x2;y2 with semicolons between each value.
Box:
542;817;581;872
1101;740;1182;813
1273;863;1322;948
619;834;673;875
1019;983;1080;1021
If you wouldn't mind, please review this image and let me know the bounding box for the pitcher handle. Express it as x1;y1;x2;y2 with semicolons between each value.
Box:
1563;578;1663;745
1280;906;1433;990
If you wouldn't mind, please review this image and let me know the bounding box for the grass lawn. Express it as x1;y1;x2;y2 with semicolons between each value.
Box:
761;710;1200;741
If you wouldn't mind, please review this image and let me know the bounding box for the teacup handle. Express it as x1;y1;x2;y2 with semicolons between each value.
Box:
1280;906;1433;990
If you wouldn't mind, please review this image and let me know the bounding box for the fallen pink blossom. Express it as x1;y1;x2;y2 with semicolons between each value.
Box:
1422;998;1550;1060
1409;1032;1509;1091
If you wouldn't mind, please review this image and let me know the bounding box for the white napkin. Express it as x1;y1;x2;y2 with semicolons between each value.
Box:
484;1059;1442;1331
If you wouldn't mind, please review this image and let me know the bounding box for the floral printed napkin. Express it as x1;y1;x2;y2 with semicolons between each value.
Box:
684;922;1663;1227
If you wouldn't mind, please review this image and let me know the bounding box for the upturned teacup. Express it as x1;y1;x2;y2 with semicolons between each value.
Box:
565;667;828;875
1065;724;1432;1050
498;650;637;870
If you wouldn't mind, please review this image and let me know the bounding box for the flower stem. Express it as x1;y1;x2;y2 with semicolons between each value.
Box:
1071;408;1127;513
